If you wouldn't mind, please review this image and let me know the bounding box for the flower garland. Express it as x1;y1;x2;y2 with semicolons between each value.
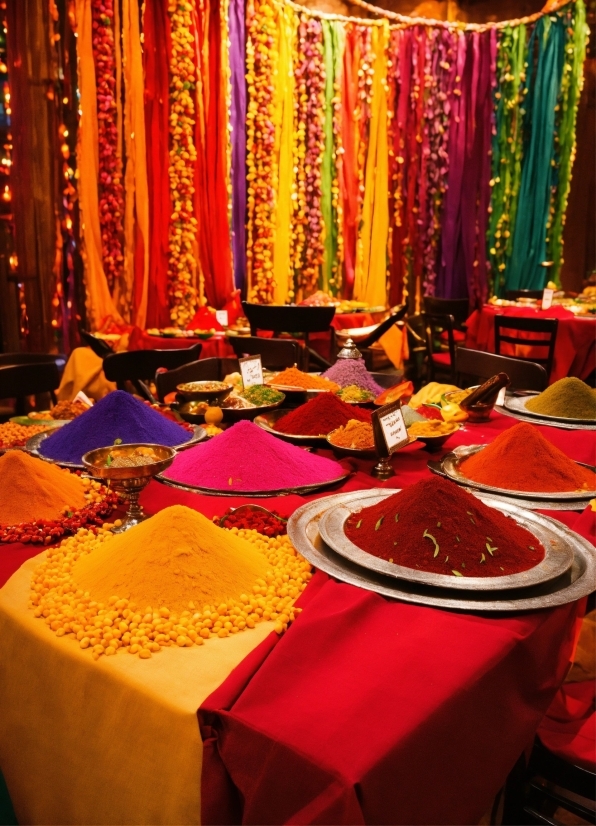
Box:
301;18;326;296
353;25;373;291
290;18;309;299
91;0;124;292
330;24;345;295
245;0;278;303
167;0;199;327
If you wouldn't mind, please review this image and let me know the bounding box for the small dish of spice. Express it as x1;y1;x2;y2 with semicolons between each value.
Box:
335;385;376;404
176;381;233;403
327;420;377;458
407;419;460;450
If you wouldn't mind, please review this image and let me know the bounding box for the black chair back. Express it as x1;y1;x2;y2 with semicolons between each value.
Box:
504;289;545;301
242;302;336;334
422;312;459;383
155;357;239;403
422;297;470;329
103;344;203;401
455;348;547;391
493;316;558;380
80;330;114;358
229;336;303;371
0;362;61;416
0;353;67;374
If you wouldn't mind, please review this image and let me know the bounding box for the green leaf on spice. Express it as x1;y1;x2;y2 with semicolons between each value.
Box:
486;542;497;556
528;545;535;550
66;511;73;518
480;553;486;563
113;438;122;446
461;562;465;568
394;513;399;522
106;454;113;467
375;516;384;531
487;537;492;542
445;555;449;563
500;567;504;571
452;570;464;577
456;535;460;542
423;529;440;557
356;520;362;529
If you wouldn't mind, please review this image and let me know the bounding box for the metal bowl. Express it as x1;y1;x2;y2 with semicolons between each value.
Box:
82;443;176;480
406;423;460;451
176;380;233;403
326;428;377;460
254;409;330;447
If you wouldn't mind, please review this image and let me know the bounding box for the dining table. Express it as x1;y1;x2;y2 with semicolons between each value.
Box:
465;304;596;385
0;410;593;825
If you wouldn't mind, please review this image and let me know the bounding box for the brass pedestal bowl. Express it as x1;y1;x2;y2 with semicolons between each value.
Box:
82;444;176;533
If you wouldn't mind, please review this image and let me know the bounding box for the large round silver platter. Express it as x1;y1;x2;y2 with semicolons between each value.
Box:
287;490;596;612
439;444;596;501
254;410;330;447
427;460;594;512
25;425;206;470
156;469;351;499
502;393;596;428
318;491;573;591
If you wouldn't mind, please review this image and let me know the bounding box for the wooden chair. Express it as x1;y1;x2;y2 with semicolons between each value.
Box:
80;330;114;358
501;736;595;825
422;297;470;345
103;344;203;402
0;362;61;417
229;336;304;371
0;352;67;374
422;312;461;384
455;348;548;391
155;357;238;403
241;302;336;370
494;316;558;380
504;289;545;301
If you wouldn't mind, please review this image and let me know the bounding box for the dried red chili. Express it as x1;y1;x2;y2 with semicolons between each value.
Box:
215;507;287;537
344;476;545;577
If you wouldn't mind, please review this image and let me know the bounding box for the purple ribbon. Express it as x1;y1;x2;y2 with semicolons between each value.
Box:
229;0;246;294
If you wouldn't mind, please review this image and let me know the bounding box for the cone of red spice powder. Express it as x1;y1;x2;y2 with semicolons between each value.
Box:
458;422;596;493
274;393;371;437
344;477;545;578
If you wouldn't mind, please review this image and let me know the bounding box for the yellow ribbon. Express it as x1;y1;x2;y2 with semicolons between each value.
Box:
354;22;389;308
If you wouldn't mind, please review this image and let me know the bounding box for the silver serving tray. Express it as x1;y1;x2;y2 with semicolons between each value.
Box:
155;470;351;498
503;394;596;427
254;410;330;446
440;445;596;502
427;461;593;512
318;491;573;591
25;425;206;470
287;490;596;612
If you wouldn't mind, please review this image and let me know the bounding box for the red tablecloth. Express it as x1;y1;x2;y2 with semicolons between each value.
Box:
1;413;593;825
465;305;596;385
128;326;234;359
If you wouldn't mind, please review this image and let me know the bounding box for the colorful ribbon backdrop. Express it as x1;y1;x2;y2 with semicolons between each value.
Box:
74;0;587;327
241;0;587;306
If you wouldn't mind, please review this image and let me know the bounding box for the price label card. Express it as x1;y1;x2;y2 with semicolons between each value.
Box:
371;401;409;457
239;355;264;389
542;288;554;310
215;310;229;327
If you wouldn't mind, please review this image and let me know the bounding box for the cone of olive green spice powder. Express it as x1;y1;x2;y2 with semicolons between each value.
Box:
525;378;596;420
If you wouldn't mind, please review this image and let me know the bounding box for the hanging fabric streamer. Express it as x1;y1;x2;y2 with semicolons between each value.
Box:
228;0;247;294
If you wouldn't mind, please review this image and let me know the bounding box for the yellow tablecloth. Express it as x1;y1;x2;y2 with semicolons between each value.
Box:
0;554;274;825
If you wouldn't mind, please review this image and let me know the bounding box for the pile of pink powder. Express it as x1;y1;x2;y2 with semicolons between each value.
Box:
162;420;345;492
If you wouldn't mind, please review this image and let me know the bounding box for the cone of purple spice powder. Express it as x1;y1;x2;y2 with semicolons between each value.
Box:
321;358;384;395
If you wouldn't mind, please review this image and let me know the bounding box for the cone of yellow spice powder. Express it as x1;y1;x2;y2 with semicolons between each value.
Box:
74;505;270;612
30;505;311;660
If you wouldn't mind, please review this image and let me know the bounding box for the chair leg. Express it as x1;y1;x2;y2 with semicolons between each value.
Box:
501;752;528;825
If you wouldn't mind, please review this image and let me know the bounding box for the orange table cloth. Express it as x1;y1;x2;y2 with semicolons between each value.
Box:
0;413;593;825
465;304;596;385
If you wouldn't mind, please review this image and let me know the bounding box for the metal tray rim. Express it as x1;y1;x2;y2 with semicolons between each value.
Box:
439;445;596;501
287;489;596;612
503;393;596;426
25;425;205;470
155;470;351;498
318;493;573;591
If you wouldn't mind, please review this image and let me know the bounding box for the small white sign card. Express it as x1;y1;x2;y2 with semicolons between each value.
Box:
239;355;264;388
215;310;229;327
371;400;409;457
496;386;507;407
542;288;554;310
